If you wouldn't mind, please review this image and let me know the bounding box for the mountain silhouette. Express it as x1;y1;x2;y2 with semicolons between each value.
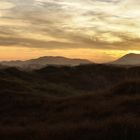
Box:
0;56;92;70
112;53;140;65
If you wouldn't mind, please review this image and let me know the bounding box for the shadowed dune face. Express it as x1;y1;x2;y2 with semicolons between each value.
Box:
0;64;140;139
112;80;140;95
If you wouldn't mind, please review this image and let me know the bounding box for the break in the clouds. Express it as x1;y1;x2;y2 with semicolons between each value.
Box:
0;0;140;61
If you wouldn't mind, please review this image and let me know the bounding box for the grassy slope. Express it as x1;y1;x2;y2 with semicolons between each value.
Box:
0;65;140;140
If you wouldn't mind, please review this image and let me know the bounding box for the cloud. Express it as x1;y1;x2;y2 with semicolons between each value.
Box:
0;1;15;10
0;0;140;52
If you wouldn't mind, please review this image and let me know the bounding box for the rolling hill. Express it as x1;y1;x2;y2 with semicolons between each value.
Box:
0;64;140;139
0;56;92;70
112;53;140;65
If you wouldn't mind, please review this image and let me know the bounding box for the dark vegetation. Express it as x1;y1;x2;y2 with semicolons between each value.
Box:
0;64;140;140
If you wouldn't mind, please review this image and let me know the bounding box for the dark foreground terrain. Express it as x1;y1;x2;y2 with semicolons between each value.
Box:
0;64;140;140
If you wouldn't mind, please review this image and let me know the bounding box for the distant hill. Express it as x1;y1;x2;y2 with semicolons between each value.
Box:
0;56;92;70
112;53;140;65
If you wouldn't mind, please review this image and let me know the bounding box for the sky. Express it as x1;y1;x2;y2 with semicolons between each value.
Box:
0;0;140;62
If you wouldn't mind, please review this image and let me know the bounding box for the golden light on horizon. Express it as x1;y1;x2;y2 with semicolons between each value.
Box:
0;0;140;62
0;46;139;63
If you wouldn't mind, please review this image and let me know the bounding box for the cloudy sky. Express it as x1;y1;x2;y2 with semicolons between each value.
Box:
0;0;140;62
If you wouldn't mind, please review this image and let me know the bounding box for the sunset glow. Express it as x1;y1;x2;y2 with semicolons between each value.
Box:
0;0;140;62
